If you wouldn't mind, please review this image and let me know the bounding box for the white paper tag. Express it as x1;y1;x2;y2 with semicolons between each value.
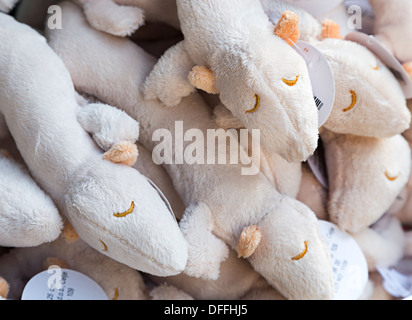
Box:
345;32;412;99
318;220;369;300
146;178;178;224
288;0;343;17
377;267;412;299
293;40;335;128
307;138;329;189
21;268;108;300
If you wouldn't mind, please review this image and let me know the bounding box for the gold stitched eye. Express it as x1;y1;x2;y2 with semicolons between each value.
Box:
373;64;379;71
291;241;308;261
245;94;260;114
385;172;399;181
343;90;357;112
113;201;135;218
282;75;299;86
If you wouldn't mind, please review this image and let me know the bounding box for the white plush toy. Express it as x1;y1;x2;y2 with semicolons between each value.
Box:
47;1;335;300
0;12;188;277
0;147;63;247
140;0;320;163
74;0;179;37
262;0;411;138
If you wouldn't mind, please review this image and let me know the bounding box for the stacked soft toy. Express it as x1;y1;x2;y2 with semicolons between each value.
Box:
0;0;411;301
46;1;337;300
0;11;189;278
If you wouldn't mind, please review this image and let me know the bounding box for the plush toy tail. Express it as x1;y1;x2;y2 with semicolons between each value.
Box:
0;277;9;299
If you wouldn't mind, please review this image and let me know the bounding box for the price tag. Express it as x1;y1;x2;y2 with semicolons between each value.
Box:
318;220;369;300
293;40;335;128
21;268;108;300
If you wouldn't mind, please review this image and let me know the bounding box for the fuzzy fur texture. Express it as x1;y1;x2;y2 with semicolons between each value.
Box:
46;2;334;300
0;12;188;276
263;0;411;138
0;151;62;247
322;130;411;233
142;0;320;163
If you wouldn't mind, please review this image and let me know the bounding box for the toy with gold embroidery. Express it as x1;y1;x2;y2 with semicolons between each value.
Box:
46;1;335;300
141;0;320;163
0;12;188;277
257;0;412;234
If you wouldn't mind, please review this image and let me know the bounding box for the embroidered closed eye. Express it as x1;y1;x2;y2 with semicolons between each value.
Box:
245;94;260;114
385;172;399;181
282;75;299;86
113;201;135;218
343;90;357;112
373;64;380;71
291;241;308;261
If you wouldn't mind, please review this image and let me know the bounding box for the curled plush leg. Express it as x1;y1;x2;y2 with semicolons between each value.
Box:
179;202;229;280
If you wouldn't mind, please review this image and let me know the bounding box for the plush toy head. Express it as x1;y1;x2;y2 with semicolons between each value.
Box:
237;196;333;300
317;21;411;137
189;11;319;162
65;157;187;276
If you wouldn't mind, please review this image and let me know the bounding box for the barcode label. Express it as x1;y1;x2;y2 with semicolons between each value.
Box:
314;95;324;111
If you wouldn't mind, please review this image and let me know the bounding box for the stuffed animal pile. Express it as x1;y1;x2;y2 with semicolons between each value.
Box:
0;0;412;301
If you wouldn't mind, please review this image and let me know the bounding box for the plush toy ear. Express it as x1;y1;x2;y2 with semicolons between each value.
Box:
188;66;219;94
321;19;343;39
63;221;80;243
103;141;139;167
403;62;412;80
0;277;9;299
274;11;300;46
237;225;262;258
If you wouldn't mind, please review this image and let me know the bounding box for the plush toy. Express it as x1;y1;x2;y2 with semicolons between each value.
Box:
262;0;411;139
0;147;63;247
0;12;189;277
321;130;411;233
368;0;412;79
74;0;179;37
46;1;335;300
140;0;320;164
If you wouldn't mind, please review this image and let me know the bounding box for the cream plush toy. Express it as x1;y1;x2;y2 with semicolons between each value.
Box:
368;0;412;79
74;0;179;37
140;0;320;163
0;148;63;247
47;1;335;300
262;0;411;138
0;12;188;277
257;1;412;234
